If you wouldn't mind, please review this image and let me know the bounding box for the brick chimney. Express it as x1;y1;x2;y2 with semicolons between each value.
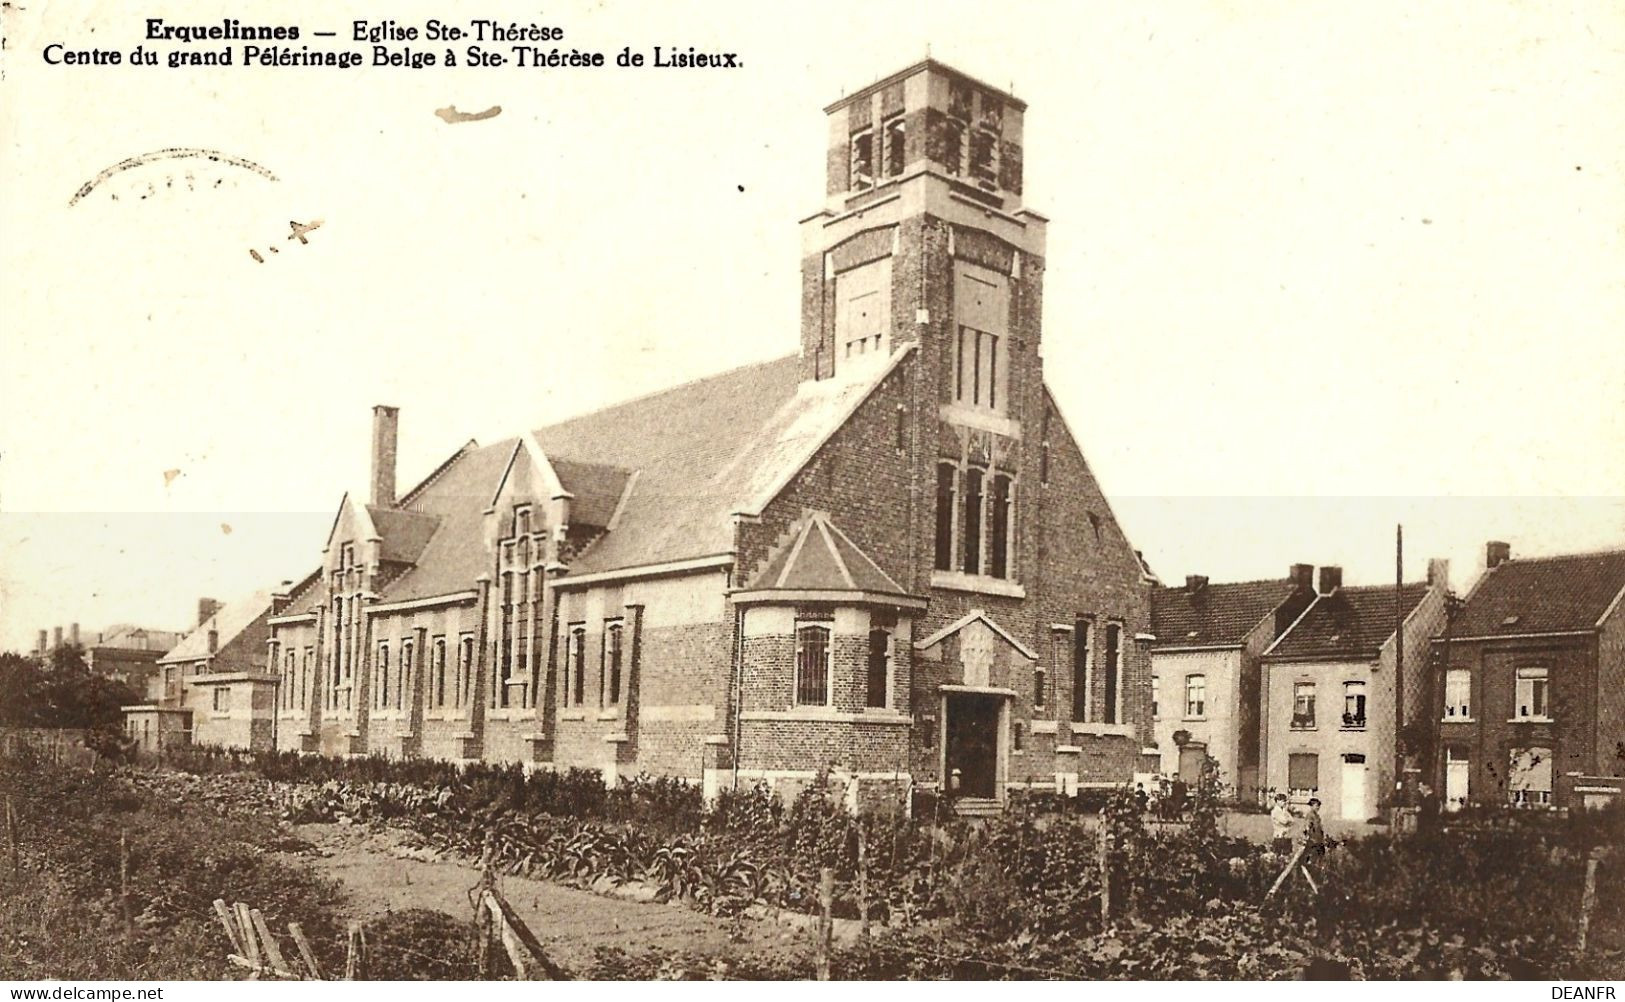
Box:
1486;541;1511;569
1290;563;1314;592
197;597;221;626
69;623;80;647
371;405;400;507
207;629;219;655
53;626;63;649
1427;558;1451;588
1184;574;1209;595
35;629;47;655
1318;565;1343;595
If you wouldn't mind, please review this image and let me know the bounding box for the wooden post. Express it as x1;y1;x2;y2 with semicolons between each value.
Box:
481;887;568;980
6;796;19;879
213;898;246;957
345;921;365;980
119;833;133;946
250;909;293;977
289;922;325;979
1097;817;1111;923
235;903;262;973
815;867;834;981
1265;843;1310;901
475;899;492;979
857;827;870;943
1577;853;1600;952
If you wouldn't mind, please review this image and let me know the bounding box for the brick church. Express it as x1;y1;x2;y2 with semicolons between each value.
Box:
261;59;1157;807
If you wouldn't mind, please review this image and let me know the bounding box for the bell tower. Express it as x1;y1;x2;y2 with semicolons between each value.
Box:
799;61;1049;435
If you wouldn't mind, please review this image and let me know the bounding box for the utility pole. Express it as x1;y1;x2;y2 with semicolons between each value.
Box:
1394;523;1406;810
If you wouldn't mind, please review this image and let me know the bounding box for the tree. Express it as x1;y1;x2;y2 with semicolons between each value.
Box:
0;646;136;731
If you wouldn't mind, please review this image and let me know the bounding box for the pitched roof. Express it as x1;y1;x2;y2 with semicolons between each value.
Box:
550;459;632;529
1151;578;1298;649
745;514;910;596
160;590;273;663
367;506;441;564
1266;583;1432;660
535;350;907;576
1449;549;1625;637
379;439;518;602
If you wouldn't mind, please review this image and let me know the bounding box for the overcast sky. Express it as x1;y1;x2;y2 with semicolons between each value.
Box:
2;0;1621;650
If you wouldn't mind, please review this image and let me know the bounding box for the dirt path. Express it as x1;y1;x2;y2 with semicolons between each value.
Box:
294;822;808;974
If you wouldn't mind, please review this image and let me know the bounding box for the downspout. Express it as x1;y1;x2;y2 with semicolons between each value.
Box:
731;573;744;790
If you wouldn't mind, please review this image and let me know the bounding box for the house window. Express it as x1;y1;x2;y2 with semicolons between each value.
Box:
1342;681;1367;729
566;626;586;707
376;642;390;710
1288;752;1319;797
850;128;874;190
882;115;906;177
432;638;448;709
301;648;312;709
989;474;1013;579
457;635;475;708
605;622;624;706
1515;667;1550;719
1102;624;1121;725
1071;619;1091;723
213;687;230;713
1034;665;1047;710
1012;721;1024;752
1444;668;1472;719
795;624;831;706
1150;674;1159;719
961;466;984;575
497;571;514;709
866;629;889;709
1185;674;1206;719
933;463;956;571
284;649;297;709
1507;746;1553;806
1292;682;1317;729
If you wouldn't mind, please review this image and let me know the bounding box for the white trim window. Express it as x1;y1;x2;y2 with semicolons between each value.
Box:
604;621;625;707
564;625;587;707
1507;746;1553;807
865;628;891;710
1342;680;1367;730
1292;681;1317;730
1443;667;1472;720
375;641;390;710
1514;666;1550;720
1184;674;1206;719
795;623;832;707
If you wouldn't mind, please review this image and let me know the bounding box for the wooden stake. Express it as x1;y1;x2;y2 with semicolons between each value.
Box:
288;922;324;979
483;887;569;979
250;909;293;977
344;921;365;980
212;898;246;957
119;833;133;946
1097;818;1111;923
475;902;492;979
1578;854;1600;952
1265;843;1310;901
235;903;262;973
816;867;834;981
857;828;870;943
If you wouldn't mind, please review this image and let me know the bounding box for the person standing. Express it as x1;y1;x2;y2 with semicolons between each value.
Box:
1302;797;1326;856
1270;793;1296;854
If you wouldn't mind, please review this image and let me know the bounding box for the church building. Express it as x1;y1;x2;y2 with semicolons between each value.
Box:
263;59;1157;808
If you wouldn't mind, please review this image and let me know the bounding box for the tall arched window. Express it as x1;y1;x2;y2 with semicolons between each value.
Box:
795;624;831;706
1072;619;1091;722
433;638;448;709
457;635;475;708
375;642;390;710
962;467;985;575
398;639;413;712
933;463;956;571
989;473;1013;579
605;622;625;706
1102;623;1122;725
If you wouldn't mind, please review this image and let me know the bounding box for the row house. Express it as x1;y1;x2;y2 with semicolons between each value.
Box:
1260;564;1451;821
123;591;276;754
1429;543;1625;811
258;59;1157;810
1148;566;1316;797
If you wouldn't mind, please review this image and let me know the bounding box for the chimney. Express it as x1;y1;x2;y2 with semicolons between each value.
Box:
53;626;63;649
36;629;47;655
207;629;219;655
1290;563;1314;592
197;597;221;626
69;623;80;647
1427;558;1451;588
1184;574;1209;595
1486;540;1511;569
271;580;293;616
371;405;400;507
1318;565;1343;595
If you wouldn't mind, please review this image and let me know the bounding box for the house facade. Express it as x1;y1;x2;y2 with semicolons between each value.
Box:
262;59;1156;808
1429;543;1625;811
1261;565;1450;821
123;591;276;754
1149;566;1315;798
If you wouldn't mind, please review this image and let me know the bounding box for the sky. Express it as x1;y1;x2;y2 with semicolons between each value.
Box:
2;0;1622;650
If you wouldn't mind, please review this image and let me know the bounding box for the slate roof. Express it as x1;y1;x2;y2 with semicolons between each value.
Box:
160;590;273;663
1266;583;1431;660
367;506;441;564
745;514;910;596
1448;549;1625;638
380;439;518;602
551;459;632;529
1151;578;1298;649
